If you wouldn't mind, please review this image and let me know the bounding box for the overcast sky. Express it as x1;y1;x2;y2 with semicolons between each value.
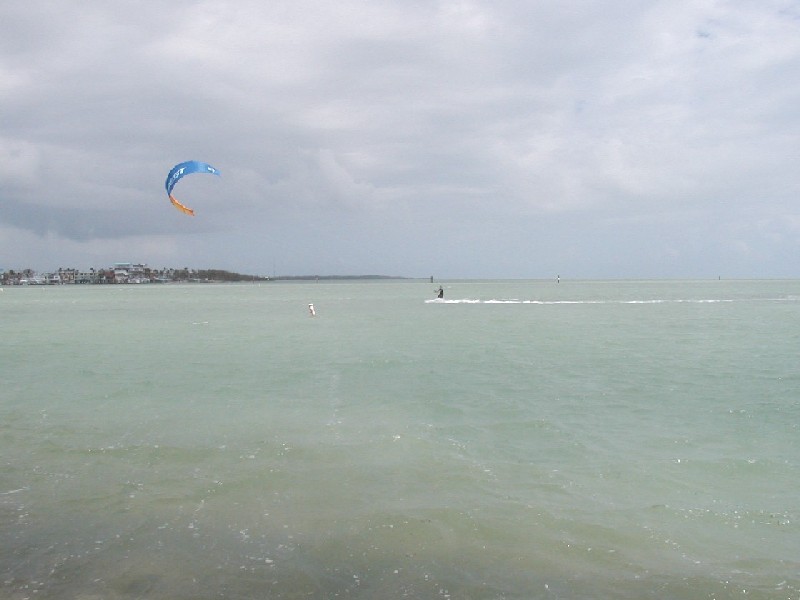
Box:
2;0;798;278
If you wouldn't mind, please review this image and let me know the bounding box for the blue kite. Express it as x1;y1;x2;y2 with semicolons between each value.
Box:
165;161;221;216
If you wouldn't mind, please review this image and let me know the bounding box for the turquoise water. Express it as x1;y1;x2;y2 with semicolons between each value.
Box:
1;280;798;599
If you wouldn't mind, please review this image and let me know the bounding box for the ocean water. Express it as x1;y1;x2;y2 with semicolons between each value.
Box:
1;279;798;600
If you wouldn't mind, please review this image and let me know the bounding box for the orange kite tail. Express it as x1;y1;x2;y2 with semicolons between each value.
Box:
169;195;195;216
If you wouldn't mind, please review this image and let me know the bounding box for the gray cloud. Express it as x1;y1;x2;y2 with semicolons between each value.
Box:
2;0;799;277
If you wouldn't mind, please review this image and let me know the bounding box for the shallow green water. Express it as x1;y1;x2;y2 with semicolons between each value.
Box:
1;280;798;599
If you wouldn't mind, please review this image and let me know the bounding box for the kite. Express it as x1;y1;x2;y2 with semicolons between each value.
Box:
165;160;221;216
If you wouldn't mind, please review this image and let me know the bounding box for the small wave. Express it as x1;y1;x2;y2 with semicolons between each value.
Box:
426;298;740;305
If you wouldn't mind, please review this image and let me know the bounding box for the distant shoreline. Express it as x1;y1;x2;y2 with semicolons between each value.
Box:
1;266;408;285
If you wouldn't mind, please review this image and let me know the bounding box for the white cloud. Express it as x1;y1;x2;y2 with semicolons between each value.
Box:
1;0;799;277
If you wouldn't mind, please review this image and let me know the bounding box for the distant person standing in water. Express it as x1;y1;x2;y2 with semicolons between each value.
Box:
436;286;444;299
308;303;316;317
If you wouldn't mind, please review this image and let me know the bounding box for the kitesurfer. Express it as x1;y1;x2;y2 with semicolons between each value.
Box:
308;303;316;317
436;286;444;299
